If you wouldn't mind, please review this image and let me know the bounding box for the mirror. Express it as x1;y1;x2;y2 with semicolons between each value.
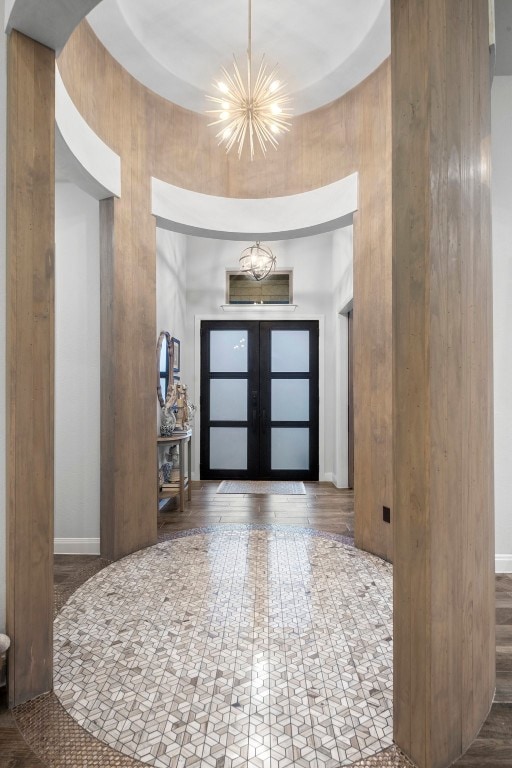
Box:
156;331;173;407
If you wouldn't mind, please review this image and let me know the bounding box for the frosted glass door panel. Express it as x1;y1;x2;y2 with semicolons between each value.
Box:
210;331;248;372
271;428;309;470
210;379;247;421
271;379;309;421
271;331;309;372
210;428;247;470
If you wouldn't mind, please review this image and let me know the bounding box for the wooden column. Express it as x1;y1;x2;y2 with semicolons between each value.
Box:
99;81;157;562
392;1;495;766
6;30;55;706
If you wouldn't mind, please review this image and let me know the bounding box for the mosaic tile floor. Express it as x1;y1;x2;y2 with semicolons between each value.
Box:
53;526;394;768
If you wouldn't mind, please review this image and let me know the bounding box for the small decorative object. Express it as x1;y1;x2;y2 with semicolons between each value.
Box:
158;466;164;489
0;633;10;688
160;386;177;436
174;383;190;430
167;445;179;468
160;462;173;483
187;401;197;423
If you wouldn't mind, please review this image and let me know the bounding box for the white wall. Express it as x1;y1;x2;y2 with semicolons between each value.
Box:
156;228;188;436
492;76;512;572
332;226;354;488
54;183;100;554
185;231;350;482
157;228;187;362
0;2;6;632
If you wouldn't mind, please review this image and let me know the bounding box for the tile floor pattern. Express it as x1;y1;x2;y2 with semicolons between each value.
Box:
53;526;394;768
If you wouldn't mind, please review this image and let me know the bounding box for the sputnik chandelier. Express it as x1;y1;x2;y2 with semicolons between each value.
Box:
206;0;292;161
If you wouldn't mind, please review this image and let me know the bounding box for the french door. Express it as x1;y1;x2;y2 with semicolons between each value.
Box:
200;320;319;480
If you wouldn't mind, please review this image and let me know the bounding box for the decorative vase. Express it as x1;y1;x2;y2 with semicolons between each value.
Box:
160;462;173;483
160;405;176;436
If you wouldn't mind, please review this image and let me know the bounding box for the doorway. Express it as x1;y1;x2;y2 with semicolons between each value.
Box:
200;320;319;480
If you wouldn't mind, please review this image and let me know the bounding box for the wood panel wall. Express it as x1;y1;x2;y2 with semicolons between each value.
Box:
98;86;157;561
392;1;495;766
57;20;394;563
6;30;55;706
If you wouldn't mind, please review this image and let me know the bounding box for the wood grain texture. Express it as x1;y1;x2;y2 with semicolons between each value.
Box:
352;60;393;562
57;20;393;564
392;1;495;766
6;31;55;706
99;98;158;560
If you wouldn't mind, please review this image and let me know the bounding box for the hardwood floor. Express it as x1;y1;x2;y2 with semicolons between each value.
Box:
157;482;356;538
1;482;511;766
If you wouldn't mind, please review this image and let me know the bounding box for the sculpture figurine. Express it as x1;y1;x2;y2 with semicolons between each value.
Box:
160;386;177;436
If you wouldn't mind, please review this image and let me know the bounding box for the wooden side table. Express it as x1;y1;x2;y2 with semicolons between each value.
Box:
157;430;192;512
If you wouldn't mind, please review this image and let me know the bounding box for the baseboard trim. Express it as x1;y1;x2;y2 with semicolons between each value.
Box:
54;538;100;555
495;554;512;573
321;473;334;484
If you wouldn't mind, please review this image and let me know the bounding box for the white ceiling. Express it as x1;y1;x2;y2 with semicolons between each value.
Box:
87;0;391;115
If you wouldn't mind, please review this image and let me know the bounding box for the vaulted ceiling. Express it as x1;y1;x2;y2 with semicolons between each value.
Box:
86;0;391;114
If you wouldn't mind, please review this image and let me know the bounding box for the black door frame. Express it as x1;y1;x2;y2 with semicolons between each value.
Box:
200;320;319;480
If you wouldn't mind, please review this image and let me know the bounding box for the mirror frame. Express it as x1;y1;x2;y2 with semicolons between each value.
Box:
156;330;174;407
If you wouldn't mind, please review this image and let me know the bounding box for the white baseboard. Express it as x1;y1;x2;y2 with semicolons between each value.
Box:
54;538;100;555
496;554;512;573
321;473;334;484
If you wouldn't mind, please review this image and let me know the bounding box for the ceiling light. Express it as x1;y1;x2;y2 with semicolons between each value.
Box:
206;0;292;161
239;242;276;281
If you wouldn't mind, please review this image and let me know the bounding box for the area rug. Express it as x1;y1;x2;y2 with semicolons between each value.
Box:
217;479;306;494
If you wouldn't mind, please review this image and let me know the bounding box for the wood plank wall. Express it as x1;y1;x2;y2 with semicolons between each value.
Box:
6;31;55;706
98;87;157;560
392;1;495;766
57;20;394;563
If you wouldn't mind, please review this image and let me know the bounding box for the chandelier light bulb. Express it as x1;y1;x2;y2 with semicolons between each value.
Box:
206;0;292;160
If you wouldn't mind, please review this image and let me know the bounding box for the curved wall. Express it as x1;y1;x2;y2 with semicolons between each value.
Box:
58;21;385;199
58;20;393;563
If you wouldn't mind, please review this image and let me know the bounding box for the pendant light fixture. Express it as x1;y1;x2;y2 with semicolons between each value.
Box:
239;242;276;281
206;0;292;161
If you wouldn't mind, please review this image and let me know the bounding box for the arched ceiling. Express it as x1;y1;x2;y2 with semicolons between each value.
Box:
87;0;391;115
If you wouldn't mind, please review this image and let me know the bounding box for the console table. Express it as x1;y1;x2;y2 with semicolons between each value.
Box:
157;430;192;512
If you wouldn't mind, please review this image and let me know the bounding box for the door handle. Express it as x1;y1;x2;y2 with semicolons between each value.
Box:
251;391;258;434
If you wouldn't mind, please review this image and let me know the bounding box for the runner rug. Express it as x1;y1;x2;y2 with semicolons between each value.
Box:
217;480;306;495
